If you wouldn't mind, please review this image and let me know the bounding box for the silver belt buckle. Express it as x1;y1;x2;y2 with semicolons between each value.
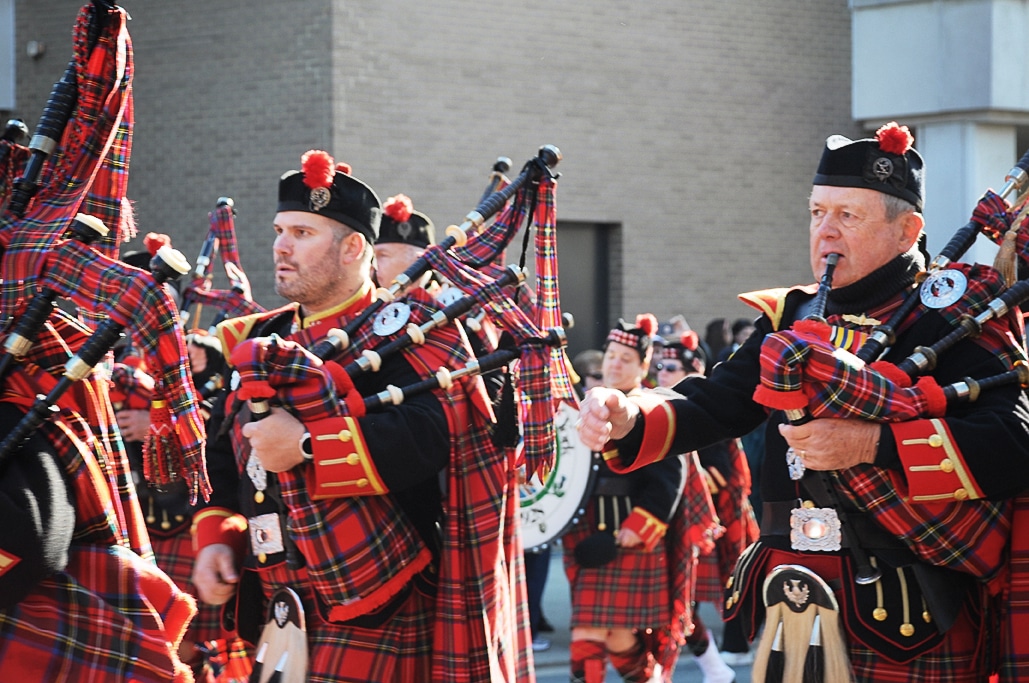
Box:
790;507;842;552
249;512;285;556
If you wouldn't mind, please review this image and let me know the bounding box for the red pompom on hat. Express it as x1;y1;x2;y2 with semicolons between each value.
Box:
680;330;699;351
876;121;914;155
635;313;657;338
383;194;413;223
143;232;171;256
300;150;335;190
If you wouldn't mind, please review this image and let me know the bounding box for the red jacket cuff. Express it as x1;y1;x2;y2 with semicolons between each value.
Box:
604;392;676;474
891;418;983;502
620;507;668;552
191;508;248;558
307;415;389;498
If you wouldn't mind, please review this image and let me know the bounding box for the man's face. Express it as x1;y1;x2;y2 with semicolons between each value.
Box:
273;211;347;310
373;242;425;287
601;341;648;393
808;185;920;288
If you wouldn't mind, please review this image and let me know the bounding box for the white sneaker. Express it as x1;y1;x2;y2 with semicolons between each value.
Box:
719;650;754;667
694;630;736;683
531;635;551;652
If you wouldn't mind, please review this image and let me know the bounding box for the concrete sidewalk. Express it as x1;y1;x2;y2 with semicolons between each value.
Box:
532;548;755;683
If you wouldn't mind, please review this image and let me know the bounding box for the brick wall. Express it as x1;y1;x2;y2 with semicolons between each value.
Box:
14;0;858;333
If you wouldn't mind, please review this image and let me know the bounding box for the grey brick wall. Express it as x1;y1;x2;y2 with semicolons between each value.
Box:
13;0;857;335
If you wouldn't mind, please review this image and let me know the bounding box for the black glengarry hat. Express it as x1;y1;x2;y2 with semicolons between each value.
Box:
813;121;924;212
605;313;657;361
376;194;435;249
278;150;381;241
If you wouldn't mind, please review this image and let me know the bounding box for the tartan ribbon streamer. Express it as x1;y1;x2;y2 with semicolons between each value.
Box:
753;319;948;421
0;6;206;499
423;177;575;474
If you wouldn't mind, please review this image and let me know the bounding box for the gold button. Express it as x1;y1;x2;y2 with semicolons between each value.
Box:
873;607;887;622
726;576;734;589
802;500;816;509
927;434;943;448
338;430;352;442
347;454;361;465
954;489;969;501
254;491;265;504
357;478;369;487
939;459;954;473
922;610;932;623
900;623;915;637
258;552;267;564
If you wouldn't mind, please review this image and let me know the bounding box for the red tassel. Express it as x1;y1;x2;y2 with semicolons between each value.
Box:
143;399;184;487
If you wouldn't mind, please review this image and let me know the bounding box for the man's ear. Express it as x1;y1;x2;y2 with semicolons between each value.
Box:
900;211;926;252
339;231;368;265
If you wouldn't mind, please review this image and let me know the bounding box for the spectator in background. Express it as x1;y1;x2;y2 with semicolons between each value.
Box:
572;348;604;398
715;318;755;364
703;318;731;363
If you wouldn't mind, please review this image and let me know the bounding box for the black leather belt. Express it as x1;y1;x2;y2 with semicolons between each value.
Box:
591;477;634;497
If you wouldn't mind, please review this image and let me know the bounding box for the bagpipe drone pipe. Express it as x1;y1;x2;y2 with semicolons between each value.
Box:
179;196;266;332
0;2;210;502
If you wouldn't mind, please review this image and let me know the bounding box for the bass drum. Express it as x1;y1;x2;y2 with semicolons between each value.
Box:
519;403;599;550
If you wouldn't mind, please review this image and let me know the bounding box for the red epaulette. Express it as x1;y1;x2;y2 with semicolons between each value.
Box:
738;284;818;332
214;303;298;361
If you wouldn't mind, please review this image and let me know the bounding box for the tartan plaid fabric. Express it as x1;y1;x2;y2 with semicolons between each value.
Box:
694;440;759;604
151;531;229;643
999;494;1029;681
248;564;436;683
227;286;533;681
0;324;196;681
428;177;576;475
0;142;30;207
0;5;206;499
109;361;155;410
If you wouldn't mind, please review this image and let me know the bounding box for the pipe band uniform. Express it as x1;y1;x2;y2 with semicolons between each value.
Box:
192;149;542;682
577;122;1029;683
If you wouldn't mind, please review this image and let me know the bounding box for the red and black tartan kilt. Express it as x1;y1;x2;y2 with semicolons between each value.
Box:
693;550;724;604
562;517;670;629
151;531;225;642
256;563;435;683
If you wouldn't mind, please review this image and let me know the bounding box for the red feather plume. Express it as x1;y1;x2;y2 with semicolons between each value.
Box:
143;232;171;256
635;313;657;337
335;161;352;176
680;330;699;351
301;150;336;189
876;121;913;155
383;194;414;222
